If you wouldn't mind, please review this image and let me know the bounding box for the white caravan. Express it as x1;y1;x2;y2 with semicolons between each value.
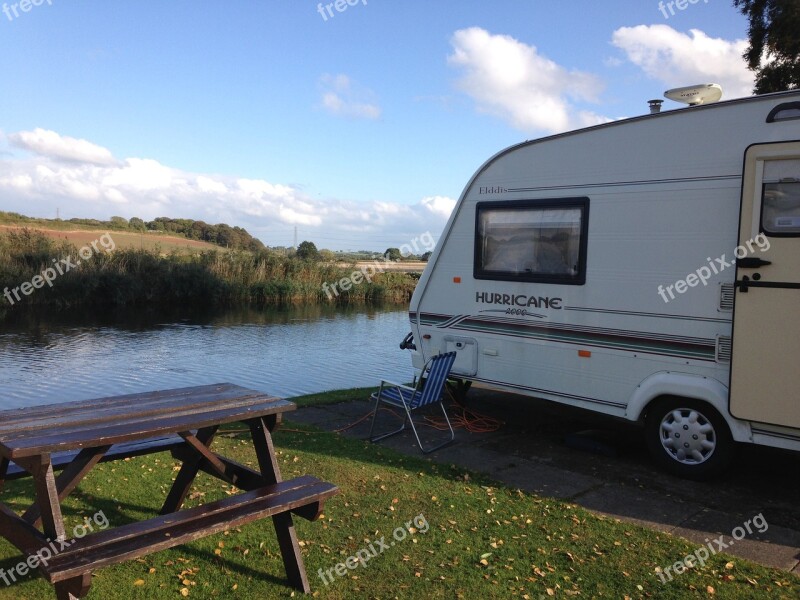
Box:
407;90;800;478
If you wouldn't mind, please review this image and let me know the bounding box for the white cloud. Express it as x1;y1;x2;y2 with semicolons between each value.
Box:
9;128;119;166
611;25;754;99
102;158;175;190
0;129;454;250
421;195;457;219
448;27;609;134
319;74;382;120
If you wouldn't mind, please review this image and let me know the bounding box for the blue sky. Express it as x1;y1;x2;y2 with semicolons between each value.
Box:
0;1;752;250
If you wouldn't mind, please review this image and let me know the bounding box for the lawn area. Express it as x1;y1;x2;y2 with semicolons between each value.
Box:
0;393;796;599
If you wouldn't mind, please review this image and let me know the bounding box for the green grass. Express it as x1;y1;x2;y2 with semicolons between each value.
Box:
289;387;376;408
0;419;795;599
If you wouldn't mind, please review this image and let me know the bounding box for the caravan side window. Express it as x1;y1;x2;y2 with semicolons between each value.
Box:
474;198;589;284
762;181;800;236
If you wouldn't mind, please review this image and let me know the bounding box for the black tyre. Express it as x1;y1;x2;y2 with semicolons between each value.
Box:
645;397;734;480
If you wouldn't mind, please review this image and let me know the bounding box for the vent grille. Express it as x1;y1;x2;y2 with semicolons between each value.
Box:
719;283;734;311
716;336;732;363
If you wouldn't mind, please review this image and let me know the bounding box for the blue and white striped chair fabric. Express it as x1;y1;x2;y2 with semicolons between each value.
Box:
368;351;457;453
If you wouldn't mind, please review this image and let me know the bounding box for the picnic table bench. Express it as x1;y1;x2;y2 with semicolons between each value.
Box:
0;383;339;599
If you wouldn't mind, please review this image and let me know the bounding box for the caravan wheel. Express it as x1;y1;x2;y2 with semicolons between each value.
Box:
645;398;733;480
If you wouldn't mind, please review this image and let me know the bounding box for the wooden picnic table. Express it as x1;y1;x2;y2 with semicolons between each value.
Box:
0;383;338;599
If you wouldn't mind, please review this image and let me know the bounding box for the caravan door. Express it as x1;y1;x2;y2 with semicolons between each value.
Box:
730;143;800;429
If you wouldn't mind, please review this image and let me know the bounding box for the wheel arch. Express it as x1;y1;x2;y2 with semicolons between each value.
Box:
626;371;752;442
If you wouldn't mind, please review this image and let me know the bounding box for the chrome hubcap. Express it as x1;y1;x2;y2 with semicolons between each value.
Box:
659;408;716;465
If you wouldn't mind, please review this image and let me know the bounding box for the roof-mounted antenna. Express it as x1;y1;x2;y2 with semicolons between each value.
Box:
664;83;723;106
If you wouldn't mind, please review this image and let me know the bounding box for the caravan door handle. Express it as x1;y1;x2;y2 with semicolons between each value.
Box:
737;257;772;268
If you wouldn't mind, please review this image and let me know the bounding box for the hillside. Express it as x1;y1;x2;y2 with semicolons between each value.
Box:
0;225;221;254
0;212;264;252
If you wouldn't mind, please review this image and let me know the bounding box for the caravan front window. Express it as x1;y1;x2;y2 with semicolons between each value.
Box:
474;198;589;284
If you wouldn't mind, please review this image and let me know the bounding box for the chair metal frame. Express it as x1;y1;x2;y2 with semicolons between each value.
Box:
368;351;457;454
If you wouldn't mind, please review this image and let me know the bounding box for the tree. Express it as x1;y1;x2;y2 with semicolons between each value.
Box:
109;216;129;229
384;247;401;262
129;217;146;231
420;251;433;262
296;240;320;261
319;249;336;262
733;0;800;93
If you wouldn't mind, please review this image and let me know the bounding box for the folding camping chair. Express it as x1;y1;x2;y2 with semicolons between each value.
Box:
368;351;457;453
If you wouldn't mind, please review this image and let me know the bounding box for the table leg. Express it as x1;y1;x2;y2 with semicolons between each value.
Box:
0;502;48;556
248;416;281;485
247;416;311;593
272;511;310;592
54;572;92;600
0;457;8;493
23;455;67;542
22;446;111;528
160;426;218;515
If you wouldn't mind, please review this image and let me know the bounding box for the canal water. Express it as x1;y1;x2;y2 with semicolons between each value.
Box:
0;306;415;409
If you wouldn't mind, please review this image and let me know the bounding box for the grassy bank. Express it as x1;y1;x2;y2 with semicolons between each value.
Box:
0;230;417;318
0;408;795;599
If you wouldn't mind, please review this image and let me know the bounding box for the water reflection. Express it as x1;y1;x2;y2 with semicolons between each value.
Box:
0;306;414;409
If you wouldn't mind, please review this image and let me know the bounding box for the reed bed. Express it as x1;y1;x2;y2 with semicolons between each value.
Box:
0;230;417;318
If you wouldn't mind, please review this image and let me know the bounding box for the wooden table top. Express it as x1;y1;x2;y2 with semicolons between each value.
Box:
0;383;293;459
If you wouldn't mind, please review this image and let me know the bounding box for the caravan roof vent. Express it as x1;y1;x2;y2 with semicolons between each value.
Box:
664;84;723;106
648;99;663;114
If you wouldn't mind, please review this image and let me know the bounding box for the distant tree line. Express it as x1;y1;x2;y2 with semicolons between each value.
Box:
138;217;265;251
293;241;431;262
0;211;265;252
